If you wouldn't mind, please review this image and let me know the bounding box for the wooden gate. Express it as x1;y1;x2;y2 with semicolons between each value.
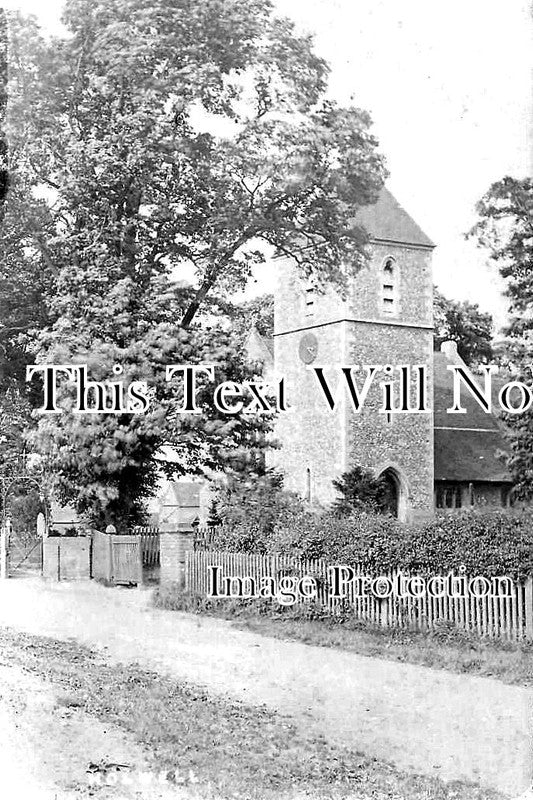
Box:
136;527;160;569
92;530;142;585
112;535;142;584
7;524;42;577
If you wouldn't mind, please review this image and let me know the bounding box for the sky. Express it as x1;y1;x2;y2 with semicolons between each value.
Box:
3;0;532;332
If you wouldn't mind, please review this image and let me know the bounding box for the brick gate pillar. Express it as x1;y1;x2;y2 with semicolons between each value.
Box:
159;523;195;587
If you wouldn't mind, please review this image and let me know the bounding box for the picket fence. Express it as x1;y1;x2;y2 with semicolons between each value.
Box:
134;526;160;568
186;550;533;642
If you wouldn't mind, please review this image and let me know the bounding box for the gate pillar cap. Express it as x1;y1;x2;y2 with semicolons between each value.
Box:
105;524;117;534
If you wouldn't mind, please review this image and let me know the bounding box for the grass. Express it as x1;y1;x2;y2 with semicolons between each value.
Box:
154;586;533;688
0;626;504;800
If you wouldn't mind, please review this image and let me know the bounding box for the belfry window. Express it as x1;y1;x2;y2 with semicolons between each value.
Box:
304;285;315;317
381;256;397;315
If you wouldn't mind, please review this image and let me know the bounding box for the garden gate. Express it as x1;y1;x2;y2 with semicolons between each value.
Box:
92;530;142;585
6;521;43;577
0;475;47;579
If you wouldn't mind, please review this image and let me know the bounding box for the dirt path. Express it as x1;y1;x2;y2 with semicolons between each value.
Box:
0;662;197;799
0;578;531;797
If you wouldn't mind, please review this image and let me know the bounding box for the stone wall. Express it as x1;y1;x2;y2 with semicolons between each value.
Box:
346;321;434;520
273;258;347;335
346;243;434;520
271;322;348;504
271;241;435;517
271;260;347;503
349;242;433;324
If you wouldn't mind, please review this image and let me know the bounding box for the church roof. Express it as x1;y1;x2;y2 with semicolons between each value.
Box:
163;482;200;507
433;348;512;483
356;187;435;249
246;327;274;363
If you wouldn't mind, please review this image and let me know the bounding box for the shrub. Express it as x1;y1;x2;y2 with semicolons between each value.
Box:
268;507;533;580
408;509;533;580
331;466;389;515
270;509;403;564
206;471;533;579
207;469;304;553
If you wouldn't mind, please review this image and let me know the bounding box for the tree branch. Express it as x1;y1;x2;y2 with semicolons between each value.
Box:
180;229;258;328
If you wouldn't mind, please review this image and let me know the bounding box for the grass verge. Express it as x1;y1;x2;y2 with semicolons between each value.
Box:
154;586;533;688
0;626;503;800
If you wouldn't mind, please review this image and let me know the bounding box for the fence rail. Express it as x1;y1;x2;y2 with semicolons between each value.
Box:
134;527;160;568
193;525;224;551
186;550;533;642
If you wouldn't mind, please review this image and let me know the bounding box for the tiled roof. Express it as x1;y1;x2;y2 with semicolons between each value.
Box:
433;350;512;483
356;187;435;249
165;482;200;507
434;429;511;483
433;351;502;430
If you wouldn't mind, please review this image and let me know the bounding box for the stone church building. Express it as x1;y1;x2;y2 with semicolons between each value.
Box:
251;187;513;521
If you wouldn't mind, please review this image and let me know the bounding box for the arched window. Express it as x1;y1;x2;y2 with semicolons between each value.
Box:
381;256;398;316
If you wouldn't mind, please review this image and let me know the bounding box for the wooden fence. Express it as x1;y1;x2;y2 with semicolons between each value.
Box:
193;525;224;551
134;526;160;568
92;530;142;585
186;550;533;642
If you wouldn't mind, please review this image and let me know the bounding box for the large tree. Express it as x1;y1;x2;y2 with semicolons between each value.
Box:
3;0;386;524
471;176;533;498
433;288;494;365
28;325;272;527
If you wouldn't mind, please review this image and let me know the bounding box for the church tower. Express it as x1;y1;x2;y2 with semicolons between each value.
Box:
271;188;435;521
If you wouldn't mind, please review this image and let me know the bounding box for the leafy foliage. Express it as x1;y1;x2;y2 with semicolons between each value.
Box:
28;327;271;528
0;387;32;472
433;289;494;365
232;293;275;341
209;469;303;552
217;505;533;580
471;177;533;497
3;0;386;525
0;7;7;224
471;177;533;330
7;488;45;535
406;510;533;580
331;465;388;515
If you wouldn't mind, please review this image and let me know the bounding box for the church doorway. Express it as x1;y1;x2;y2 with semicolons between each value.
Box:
379;469;401;518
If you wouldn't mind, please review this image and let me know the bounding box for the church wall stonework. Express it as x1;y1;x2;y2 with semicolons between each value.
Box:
270;260;349;503
270;316;347;505
346;322;434;520
345;242;434;520
349;242;433;324
271;195;436;519
273;259;347;334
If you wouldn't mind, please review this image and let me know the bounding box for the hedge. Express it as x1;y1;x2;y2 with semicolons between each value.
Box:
208;508;533;581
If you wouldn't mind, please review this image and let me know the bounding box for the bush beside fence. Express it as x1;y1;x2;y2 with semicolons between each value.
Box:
192;509;533;581
185;550;533;642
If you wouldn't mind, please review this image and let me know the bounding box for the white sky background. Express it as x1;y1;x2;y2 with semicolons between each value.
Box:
3;0;532;333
